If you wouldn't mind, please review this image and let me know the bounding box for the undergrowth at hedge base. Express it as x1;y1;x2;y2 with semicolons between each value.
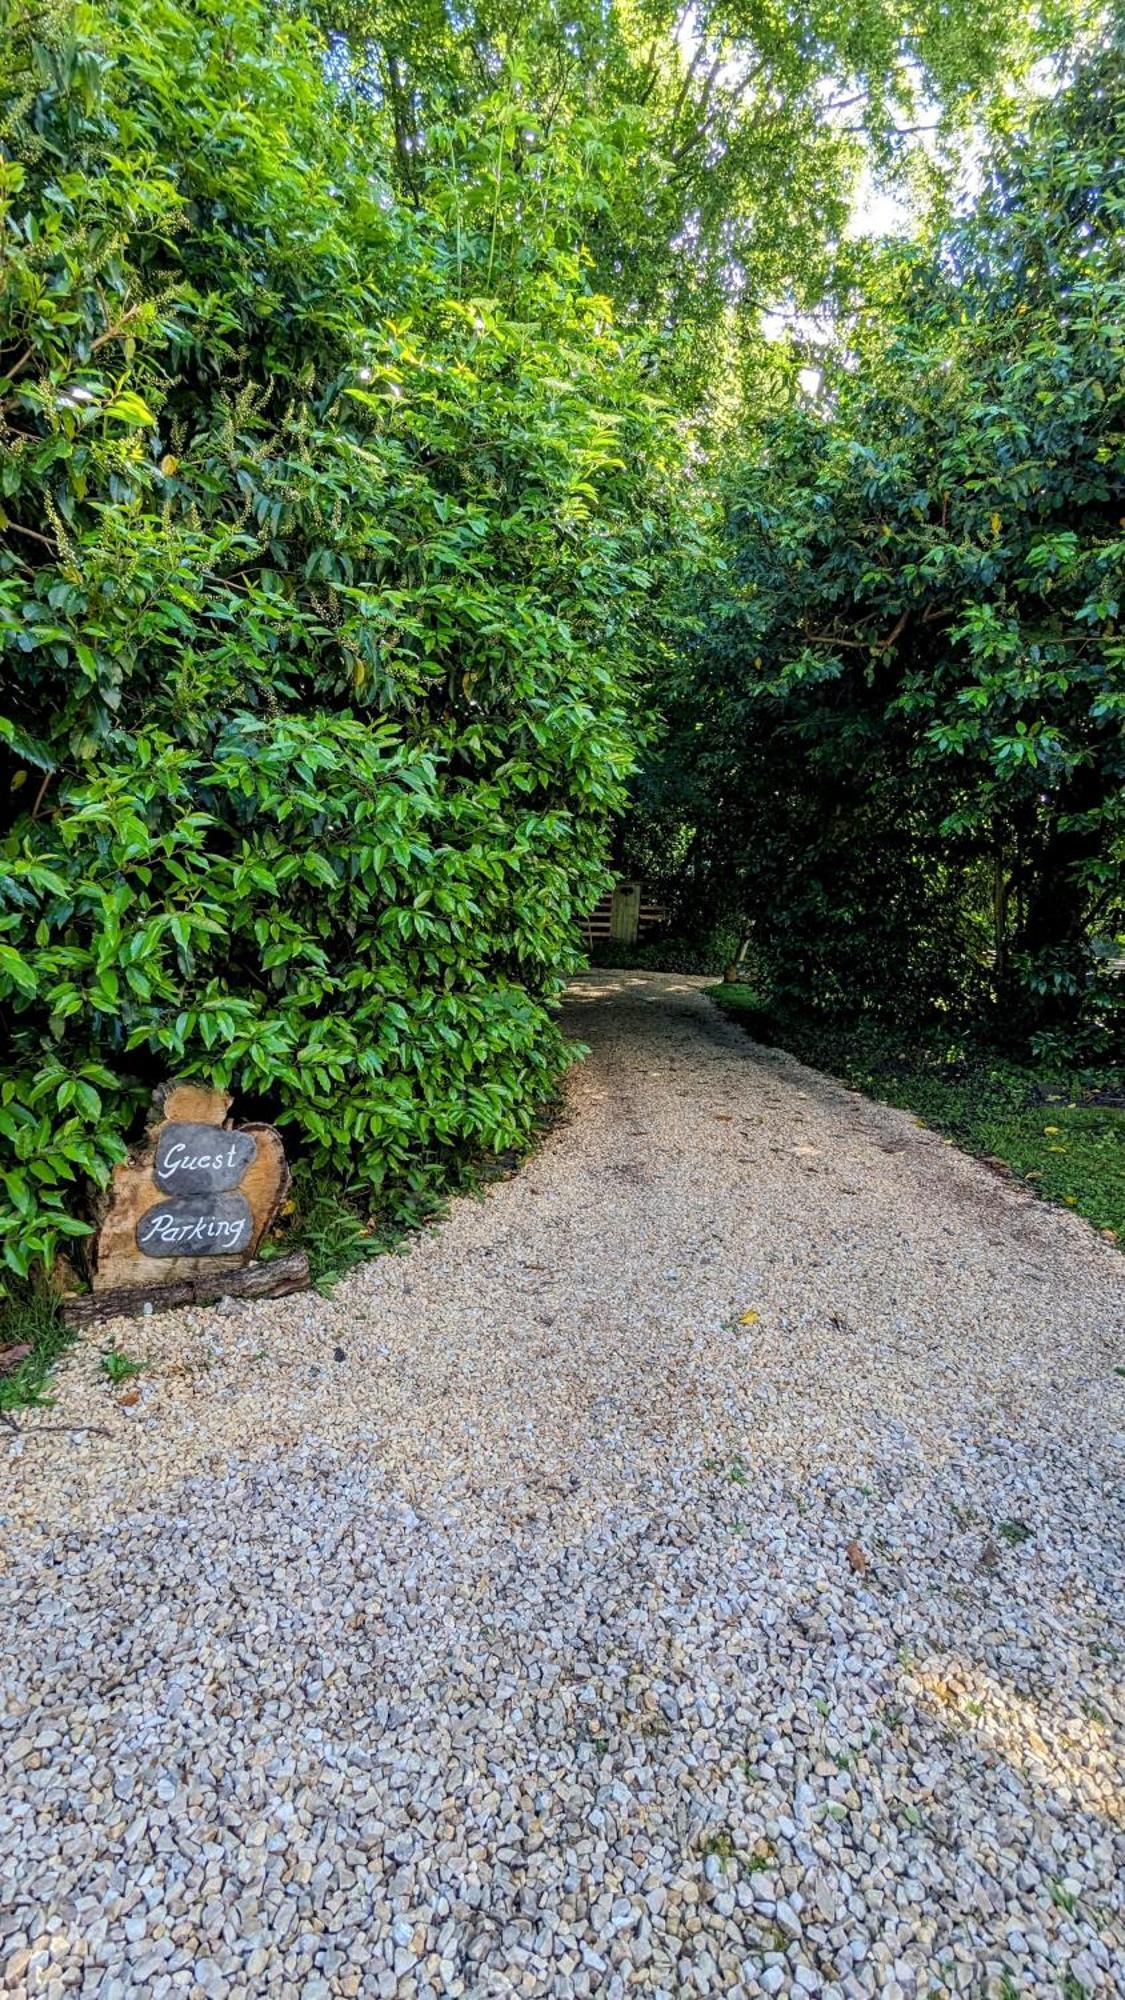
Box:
0;0;694;1302
586;936;738;976
710;985;1125;1242
279;1085;564;1294
0;1285;75;1420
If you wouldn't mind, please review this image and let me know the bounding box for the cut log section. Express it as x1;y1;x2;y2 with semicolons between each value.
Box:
60;1251;310;1328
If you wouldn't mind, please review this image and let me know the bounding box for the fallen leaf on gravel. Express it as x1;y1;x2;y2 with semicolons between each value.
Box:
117;1389;140;1408
0;1344;32;1375
978;1541;1000;1571
739;1310;760;1326
846;1540;869;1574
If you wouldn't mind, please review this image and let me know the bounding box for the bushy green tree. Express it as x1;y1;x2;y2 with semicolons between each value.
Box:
0;0;689;1287
644;40;1125;1057
324;0;1072;404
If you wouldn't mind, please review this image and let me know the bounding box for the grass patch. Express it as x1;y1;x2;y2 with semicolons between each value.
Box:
0;1285;73;1418
996;1517;1033;1547
708;985;1125;1242
699;1828;738;1867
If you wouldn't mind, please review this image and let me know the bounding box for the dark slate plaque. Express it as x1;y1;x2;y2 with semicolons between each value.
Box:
154;1122;258;1195
136;1193;254;1259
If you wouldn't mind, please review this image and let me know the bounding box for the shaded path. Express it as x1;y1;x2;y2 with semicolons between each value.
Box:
2;973;1123;1996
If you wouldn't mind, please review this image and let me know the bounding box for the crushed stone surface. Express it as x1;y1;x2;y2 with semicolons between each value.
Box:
2;970;1123;1998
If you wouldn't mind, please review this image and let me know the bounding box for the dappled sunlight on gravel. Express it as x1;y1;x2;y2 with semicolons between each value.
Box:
911;1661;1122;1827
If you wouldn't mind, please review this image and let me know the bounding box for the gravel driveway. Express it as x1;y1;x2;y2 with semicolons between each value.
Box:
3;970;1123;1999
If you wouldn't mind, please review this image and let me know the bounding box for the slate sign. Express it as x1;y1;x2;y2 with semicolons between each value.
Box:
136;1192;255;1259
154;1123;258;1195
92;1082;289;1293
138;1119;261;1254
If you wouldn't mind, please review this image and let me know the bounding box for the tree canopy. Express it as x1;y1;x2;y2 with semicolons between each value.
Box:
322;0;1073;398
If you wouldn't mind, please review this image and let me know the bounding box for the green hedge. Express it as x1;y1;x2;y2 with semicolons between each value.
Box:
641;47;1125;1060
0;0;684;1291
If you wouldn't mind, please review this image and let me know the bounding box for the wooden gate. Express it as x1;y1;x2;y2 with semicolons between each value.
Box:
581;882;667;948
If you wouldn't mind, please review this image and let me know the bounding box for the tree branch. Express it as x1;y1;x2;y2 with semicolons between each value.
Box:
6;518;56;549
803;609;910;653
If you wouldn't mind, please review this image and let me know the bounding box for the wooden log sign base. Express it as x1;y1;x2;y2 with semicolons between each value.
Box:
61;1081;309;1327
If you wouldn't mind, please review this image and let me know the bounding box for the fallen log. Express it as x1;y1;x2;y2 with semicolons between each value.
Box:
59;1250;310;1328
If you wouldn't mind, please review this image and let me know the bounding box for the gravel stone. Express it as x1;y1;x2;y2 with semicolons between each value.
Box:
2;972;1123;1997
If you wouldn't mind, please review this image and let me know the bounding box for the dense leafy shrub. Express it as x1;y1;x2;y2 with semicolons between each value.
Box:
641;44;1125;1057
0;0;685;1290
